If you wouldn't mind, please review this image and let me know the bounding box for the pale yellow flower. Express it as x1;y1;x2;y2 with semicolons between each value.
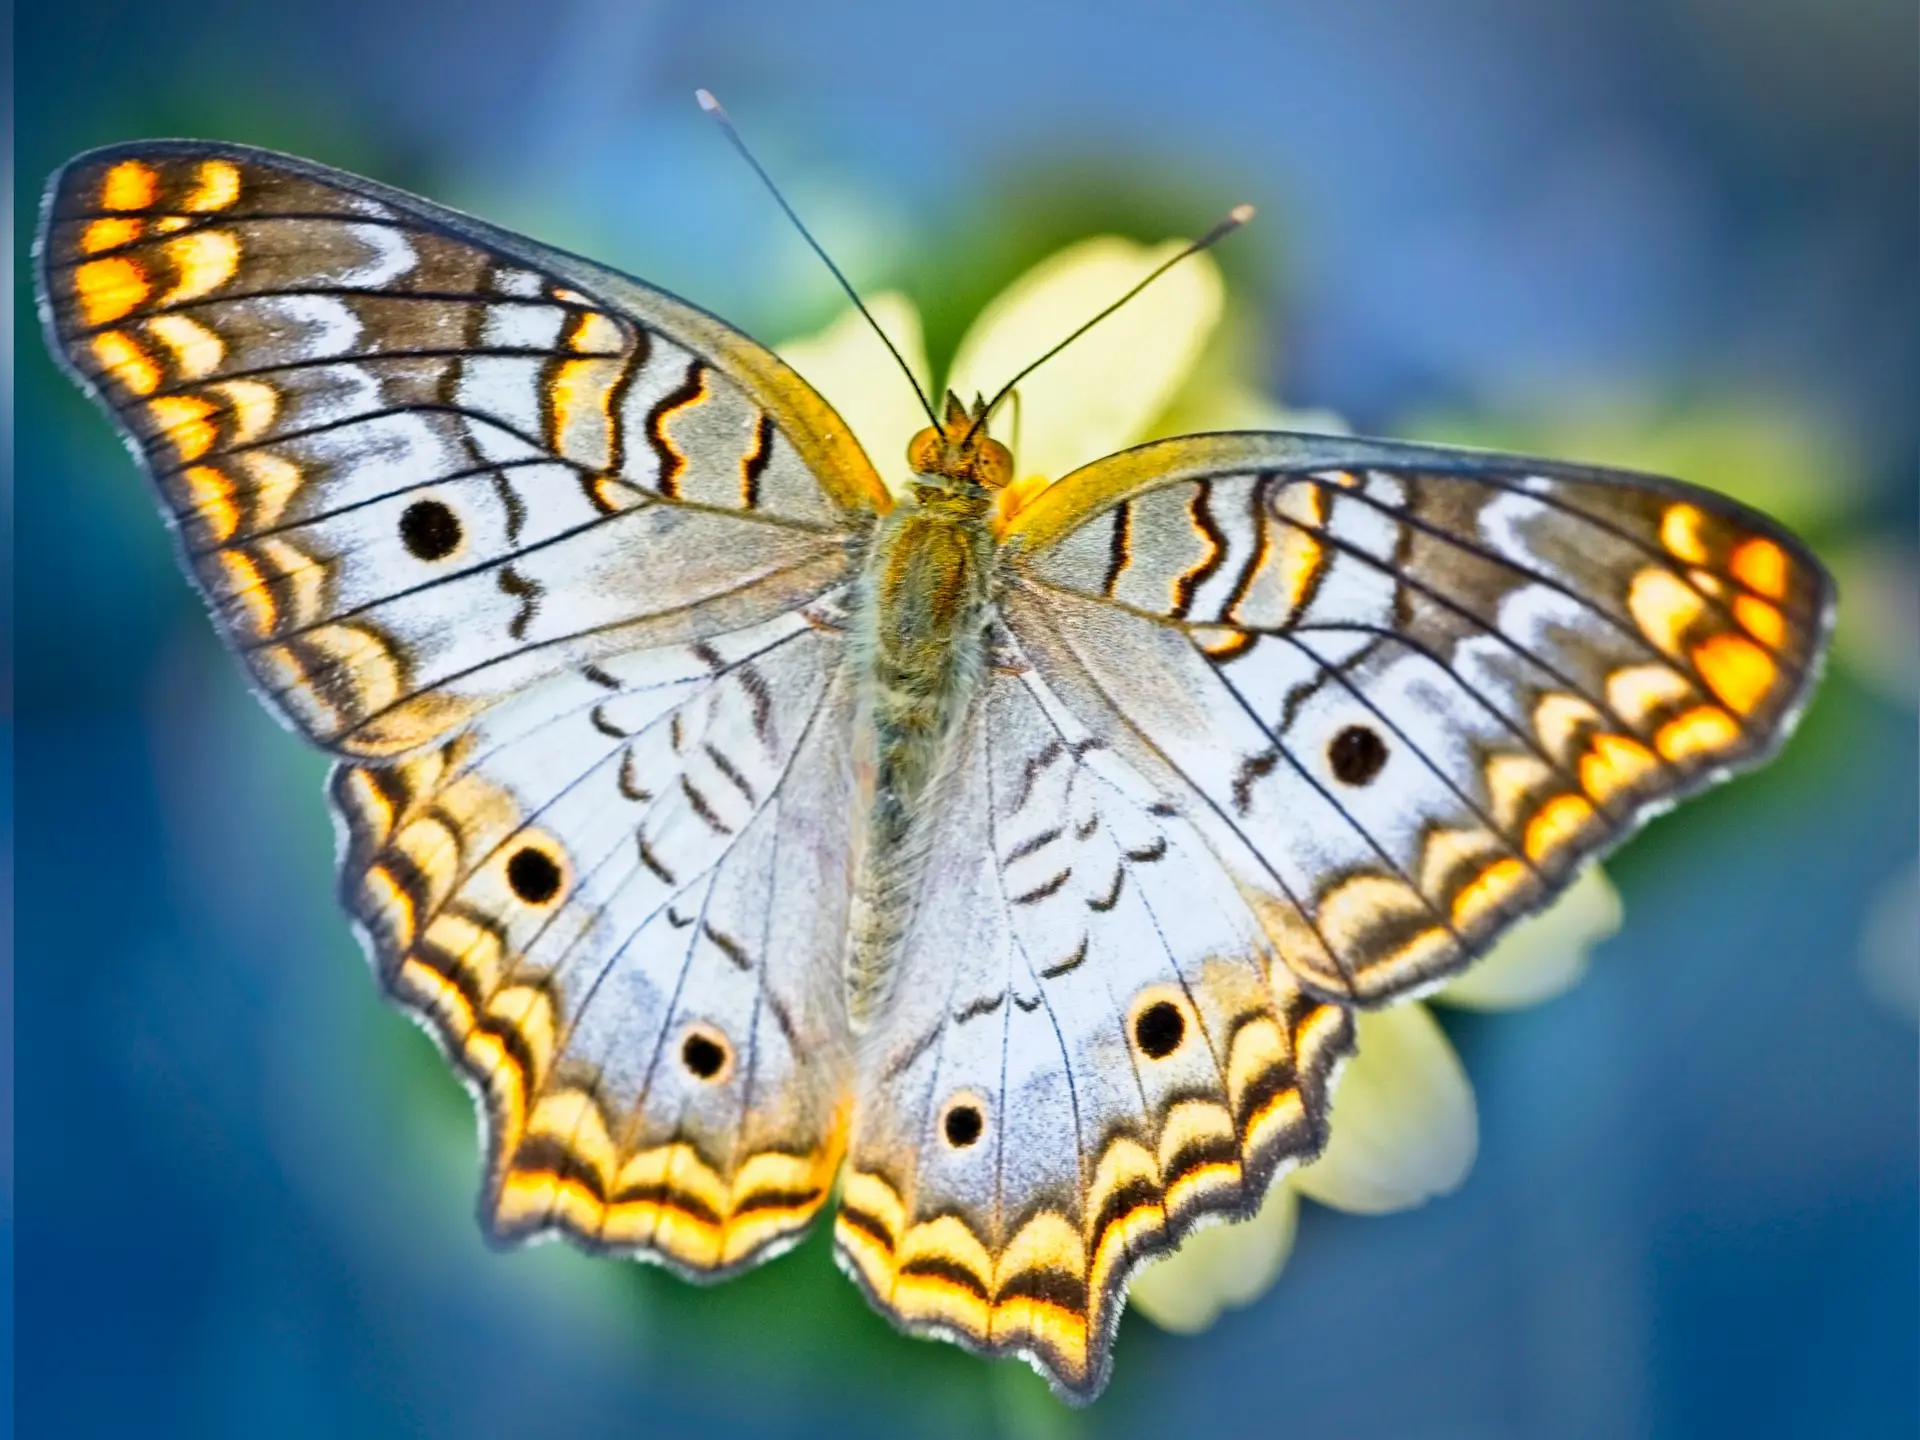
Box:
778;236;1231;496
775;236;1623;1337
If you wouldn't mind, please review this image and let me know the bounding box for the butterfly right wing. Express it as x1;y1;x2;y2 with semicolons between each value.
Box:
36;142;886;1276
36;141;888;760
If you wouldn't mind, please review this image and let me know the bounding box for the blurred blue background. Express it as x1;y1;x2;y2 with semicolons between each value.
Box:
14;1;1916;1435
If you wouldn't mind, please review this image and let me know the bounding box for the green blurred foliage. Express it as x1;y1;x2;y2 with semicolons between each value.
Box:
896;156;1286;389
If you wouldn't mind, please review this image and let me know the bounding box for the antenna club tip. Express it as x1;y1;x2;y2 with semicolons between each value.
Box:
1229;202;1257;225
695;88;724;115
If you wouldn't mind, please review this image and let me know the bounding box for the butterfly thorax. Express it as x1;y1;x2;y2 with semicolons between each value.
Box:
844;397;1011;1028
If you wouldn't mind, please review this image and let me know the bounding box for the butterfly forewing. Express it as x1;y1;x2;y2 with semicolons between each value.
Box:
1005;433;1833;1004
37;142;884;760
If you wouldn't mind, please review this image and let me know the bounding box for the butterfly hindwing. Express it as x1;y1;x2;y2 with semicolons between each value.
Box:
1004;432;1832;1003
36;141;888;760
334;605;858;1273
836;647;1353;1399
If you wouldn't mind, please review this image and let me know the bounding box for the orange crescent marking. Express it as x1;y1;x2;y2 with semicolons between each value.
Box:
183;159;242;212
1733;594;1786;647
1580;732;1658;804
182;465;240;542
101;160;157;211
1659;503;1712;564
1453;856;1529;927
1655;705;1742;761
147;394;219;460
1729;537;1789;599
80;216;143;254
217;549;278;636
89;330;161;395
1692;632;1776;715
160;230;240;305
1628;568;1706;657
1525;793;1596;863
145;313;225;379
74;256;150;326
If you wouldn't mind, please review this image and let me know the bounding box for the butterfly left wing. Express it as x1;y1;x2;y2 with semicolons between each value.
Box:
1001;432;1833;1004
835;652;1354;1401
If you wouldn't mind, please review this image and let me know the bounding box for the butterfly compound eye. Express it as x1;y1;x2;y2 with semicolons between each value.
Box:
1328;724;1389;786
399;498;462;560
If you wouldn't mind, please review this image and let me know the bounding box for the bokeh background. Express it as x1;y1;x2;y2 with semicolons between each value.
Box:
13;2;1917;1435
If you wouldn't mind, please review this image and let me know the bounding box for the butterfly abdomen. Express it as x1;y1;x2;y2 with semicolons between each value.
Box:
845;491;998;1027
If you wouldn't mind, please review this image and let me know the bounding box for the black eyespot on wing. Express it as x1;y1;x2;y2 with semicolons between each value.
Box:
681;1030;727;1080
943;1102;984;1148
399;499;462;560
506;845;562;904
1328;724;1388;786
1134;1001;1185;1059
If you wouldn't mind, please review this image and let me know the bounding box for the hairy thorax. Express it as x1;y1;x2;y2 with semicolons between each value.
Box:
844;399;1013;1028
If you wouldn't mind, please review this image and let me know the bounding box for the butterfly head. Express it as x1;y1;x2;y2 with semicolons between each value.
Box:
907;392;1013;493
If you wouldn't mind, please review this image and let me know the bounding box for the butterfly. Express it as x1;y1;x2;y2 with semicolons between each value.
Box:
35;139;1832;1403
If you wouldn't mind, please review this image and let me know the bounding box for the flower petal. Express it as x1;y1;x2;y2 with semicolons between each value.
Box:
775;292;930;497
945;237;1223;484
1292;1003;1476;1216
1127;1180;1299;1334
1436;864;1622;1011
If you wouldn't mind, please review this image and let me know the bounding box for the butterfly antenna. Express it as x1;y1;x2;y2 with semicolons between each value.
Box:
696;89;942;432
961;203;1256;448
